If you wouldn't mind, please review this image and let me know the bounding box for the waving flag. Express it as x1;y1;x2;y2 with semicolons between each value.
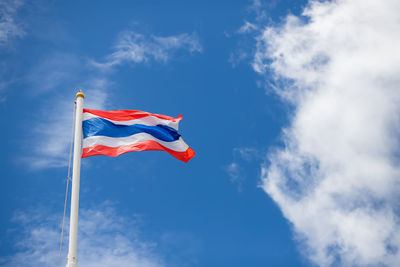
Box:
81;109;195;162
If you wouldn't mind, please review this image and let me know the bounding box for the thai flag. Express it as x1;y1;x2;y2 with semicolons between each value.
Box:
81;109;195;162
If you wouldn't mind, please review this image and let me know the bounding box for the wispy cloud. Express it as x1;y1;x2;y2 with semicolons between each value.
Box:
22;52;110;169
225;147;260;192
226;0;269;68
92;31;202;70
26;79;109;169
253;0;400;266
1;204;164;267
233;147;259;161
225;162;245;192
247;0;268;24
29;94;108;170
0;0;24;47
237;21;258;34
228;50;249;68
0;0;25;100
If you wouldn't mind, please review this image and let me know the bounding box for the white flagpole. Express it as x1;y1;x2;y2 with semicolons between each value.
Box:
66;90;85;267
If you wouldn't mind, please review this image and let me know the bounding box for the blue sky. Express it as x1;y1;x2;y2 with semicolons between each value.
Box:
2;0;400;266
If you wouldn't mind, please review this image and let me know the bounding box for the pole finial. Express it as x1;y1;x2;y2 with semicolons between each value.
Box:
76;90;85;99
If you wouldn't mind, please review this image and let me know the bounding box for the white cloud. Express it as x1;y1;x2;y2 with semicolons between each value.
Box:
227;0;269;68
1;204;164;267
23;53;110;169
233;147;259;161
237;21;258;34
27;81;109;169
247;0;268;23
228;50;248;68
0;0;24;46
253;0;400;266
225;162;245;192
0;0;24;99
92;31;202;70
225;147;260;191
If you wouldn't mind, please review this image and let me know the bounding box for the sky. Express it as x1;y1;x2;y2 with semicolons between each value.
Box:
1;0;400;266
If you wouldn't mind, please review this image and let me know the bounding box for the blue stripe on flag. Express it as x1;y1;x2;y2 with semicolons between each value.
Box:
83;117;181;142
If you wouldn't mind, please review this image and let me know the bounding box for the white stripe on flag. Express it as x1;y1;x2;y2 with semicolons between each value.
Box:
83;112;180;130
83;134;189;152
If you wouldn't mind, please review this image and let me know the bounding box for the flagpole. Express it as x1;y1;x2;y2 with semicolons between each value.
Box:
66;90;85;267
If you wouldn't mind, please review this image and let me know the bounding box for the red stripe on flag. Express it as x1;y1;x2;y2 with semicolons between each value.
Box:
82;140;195;162
83;109;182;122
